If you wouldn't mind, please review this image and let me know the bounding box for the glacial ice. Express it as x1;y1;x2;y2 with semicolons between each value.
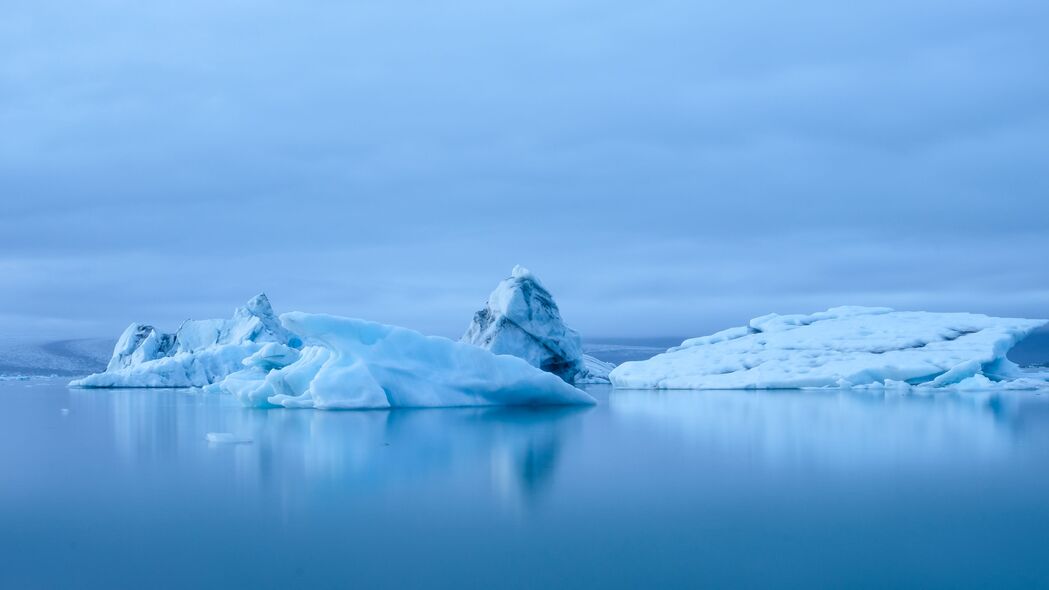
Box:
211;312;596;409
462;266;612;384
71;294;299;388
609;306;1049;391
577;354;616;384
72;292;594;409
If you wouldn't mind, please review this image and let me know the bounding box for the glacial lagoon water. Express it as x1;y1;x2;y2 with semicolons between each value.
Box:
2;378;1049;588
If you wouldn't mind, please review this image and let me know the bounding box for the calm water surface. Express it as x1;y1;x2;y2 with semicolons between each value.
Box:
2;379;1049;588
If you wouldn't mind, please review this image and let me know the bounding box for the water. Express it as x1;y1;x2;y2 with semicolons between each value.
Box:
2;379;1049;589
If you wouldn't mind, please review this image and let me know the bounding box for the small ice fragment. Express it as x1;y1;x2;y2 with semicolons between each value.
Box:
59;408;70;415
206;432;253;444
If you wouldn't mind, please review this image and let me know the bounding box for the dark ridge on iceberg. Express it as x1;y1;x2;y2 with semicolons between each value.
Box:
462;266;612;384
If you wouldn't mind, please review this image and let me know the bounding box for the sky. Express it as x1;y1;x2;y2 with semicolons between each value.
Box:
2;0;1048;340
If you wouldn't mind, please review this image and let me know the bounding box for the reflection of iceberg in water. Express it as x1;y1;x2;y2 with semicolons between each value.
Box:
299;406;587;507
608;389;1035;468
95;388;235;463
484;408;579;505
72;388;588;508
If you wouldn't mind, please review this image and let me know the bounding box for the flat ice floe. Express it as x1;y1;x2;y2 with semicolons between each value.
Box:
609;306;1048;391
212;312;595;409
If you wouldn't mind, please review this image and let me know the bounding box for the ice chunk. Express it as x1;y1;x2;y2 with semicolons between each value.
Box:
212;312;597;410
206;432;253;444
609;306;1049;391
223;293;302;347
71;293;299;388
576;354;616;384
462;265;613;384
107;324;175;371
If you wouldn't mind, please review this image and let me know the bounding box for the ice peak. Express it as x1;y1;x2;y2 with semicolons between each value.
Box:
511;265;532;280
245;292;274;316
462;267;611;384
73;294;302;388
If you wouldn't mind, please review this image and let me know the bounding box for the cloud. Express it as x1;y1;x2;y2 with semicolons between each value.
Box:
1;0;1047;338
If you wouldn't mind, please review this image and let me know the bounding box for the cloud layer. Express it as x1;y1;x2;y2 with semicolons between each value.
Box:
2;0;1047;338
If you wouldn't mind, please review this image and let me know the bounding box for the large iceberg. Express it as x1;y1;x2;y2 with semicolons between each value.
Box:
72;294;301;388
73;295;592;410
211;312;596;409
462;266;613;384
609;306;1049;391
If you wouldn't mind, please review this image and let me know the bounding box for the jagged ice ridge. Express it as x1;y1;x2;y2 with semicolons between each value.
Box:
461;265;612;384
71;294;298;388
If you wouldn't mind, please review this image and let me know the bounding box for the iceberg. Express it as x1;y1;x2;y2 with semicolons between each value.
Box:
72;293;592;409
211;312;596;409
71;294;300;388
609;306;1049;391
462;265;613;384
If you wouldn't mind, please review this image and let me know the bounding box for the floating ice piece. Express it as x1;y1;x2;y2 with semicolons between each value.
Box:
609;306;1048;391
71;294;299;388
206;432;253;444
576;355;617;384
213;312;596;410
462;265;612;384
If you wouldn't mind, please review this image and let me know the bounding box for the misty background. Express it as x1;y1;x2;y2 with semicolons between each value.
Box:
2;0;1048;341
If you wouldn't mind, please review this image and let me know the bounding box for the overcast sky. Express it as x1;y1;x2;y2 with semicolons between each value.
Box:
2;0;1048;340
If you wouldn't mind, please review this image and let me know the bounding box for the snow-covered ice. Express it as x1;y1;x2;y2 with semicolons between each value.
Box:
71;294;299;388
462;265;612;384
609;306;1049;391
211;312;596;409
